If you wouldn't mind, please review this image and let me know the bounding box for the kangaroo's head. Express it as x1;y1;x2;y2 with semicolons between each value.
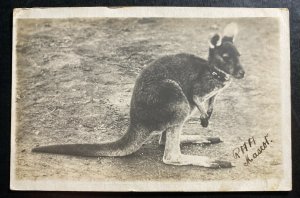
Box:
208;23;245;79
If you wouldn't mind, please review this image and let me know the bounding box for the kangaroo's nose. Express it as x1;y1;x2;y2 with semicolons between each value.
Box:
236;69;245;79
235;69;245;79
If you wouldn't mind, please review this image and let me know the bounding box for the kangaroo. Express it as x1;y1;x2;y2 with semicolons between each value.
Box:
32;23;245;168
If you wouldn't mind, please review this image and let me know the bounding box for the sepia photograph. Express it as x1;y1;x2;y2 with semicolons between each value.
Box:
11;7;291;191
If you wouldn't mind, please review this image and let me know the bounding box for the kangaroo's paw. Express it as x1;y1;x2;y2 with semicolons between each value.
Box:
163;154;234;168
180;135;222;145
207;110;213;119
200;116;209;127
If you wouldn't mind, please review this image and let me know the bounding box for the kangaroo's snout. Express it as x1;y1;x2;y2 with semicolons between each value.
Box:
235;68;245;79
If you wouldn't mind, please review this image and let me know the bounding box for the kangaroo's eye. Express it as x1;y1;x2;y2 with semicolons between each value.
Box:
222;53;229;58
222;53;231;62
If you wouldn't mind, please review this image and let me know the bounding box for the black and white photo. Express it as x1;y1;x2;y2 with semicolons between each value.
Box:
11;7;291;191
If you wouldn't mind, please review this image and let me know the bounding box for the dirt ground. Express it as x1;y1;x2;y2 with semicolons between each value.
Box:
14;18;283;182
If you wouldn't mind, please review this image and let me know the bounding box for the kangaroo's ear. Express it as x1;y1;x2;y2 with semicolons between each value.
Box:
222;22;239;43
209;33;222;49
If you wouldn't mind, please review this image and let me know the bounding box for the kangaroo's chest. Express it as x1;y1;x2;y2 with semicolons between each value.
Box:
190;72;231;102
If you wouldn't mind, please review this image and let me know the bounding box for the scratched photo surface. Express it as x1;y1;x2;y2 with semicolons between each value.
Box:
14;18;282;182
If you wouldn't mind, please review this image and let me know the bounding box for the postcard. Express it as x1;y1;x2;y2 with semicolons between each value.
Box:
11;7;291;191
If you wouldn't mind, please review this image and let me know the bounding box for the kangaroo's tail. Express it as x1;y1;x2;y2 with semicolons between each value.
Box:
32;124;150;157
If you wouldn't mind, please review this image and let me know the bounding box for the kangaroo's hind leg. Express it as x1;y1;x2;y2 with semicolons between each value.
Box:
162;125;233;168
153;79;232;168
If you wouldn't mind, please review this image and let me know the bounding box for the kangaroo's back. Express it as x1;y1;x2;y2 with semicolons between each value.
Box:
132;53;209;101
136;53;208;86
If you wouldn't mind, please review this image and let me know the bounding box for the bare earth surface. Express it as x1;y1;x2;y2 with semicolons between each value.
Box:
14;18;283;182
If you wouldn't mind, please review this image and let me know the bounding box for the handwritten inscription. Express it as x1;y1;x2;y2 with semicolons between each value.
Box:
232;133;272;166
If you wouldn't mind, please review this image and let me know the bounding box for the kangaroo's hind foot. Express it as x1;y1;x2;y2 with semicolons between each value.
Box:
162;125;233;168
